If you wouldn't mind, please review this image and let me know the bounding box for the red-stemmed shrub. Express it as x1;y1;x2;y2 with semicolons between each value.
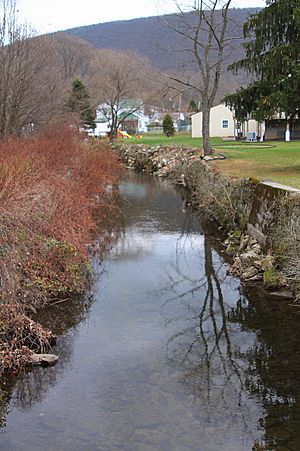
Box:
0;123;123;374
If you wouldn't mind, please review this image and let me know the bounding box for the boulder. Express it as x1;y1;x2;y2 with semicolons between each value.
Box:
240;250;260;265
241;266;260;281
251;243;262;254
268;291;294;301
238;234;250;252
253;254;274;271
229;256;242;276
29;353;59;367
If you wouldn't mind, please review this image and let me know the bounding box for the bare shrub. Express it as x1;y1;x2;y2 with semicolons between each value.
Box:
0;304;53;374
0;124;123;374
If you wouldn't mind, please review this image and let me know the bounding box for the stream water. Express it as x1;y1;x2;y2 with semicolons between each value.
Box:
1;172;300;450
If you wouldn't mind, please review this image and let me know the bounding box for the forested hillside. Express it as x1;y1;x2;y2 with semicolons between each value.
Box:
64;8;260;97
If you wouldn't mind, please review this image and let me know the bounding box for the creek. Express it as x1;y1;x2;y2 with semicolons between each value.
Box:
1;172;300;450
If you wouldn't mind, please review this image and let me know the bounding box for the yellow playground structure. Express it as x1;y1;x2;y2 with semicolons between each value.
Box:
118;130;132;139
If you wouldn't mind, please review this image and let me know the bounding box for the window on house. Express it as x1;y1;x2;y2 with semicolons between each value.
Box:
221;119;229;129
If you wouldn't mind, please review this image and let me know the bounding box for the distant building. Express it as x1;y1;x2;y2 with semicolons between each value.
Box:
148;112;191;134
94;99;149;136
191;104;262;140
118;111;149;134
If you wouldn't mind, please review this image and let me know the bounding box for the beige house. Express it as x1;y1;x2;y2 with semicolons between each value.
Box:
192;104;262;140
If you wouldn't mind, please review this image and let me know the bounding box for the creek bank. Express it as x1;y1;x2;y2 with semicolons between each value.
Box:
0;127;123;376
118;143;300;301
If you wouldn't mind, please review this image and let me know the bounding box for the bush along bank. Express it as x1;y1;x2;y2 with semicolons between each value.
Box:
0;126;123;375
118;144;300;302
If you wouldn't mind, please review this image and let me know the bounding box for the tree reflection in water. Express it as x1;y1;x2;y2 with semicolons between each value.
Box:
160;230;260;439
229;287;300;451
160;223;300;450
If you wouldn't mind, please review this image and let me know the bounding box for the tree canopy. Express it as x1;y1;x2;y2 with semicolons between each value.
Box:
188;100;199;113
225;0;300;123
91;49;158;141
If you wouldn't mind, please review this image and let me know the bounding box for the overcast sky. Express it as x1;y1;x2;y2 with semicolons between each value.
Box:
18;0;266;33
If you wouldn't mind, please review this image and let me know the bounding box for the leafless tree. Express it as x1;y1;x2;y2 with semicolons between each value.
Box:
52;33;94;82
0;1;68;137
162;0;234;155
91;49;159;140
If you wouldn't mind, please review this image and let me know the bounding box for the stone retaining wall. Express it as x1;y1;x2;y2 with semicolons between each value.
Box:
117;144;300;299
247;181;300;248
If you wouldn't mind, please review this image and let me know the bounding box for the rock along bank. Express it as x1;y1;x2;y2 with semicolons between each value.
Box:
118;144;300;302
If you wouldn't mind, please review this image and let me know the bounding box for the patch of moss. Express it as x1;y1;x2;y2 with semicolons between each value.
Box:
229;230;242;239
0;245;7;258
263;268;281;290
225;242;239;255
248;177;260;186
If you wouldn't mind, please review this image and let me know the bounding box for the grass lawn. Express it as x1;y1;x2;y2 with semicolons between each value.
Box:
120;133;300;189
211;141;300;189
120;132;216;147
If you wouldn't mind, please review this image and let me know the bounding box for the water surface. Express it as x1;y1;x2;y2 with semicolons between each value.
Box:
1;173;300;450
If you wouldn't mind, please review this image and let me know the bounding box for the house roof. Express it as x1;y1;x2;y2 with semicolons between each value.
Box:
118;112;139;121
118;98;143;109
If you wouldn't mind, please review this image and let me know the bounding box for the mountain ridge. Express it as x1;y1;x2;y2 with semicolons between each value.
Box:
64;8;261;99
64;8;260;70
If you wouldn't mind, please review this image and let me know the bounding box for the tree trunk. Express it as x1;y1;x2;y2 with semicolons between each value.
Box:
202;107;212;156
109;112;118;142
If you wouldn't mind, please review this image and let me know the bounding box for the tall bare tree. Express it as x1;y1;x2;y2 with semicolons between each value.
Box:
162;0;234;155
91;49;158;140
0;1;66;137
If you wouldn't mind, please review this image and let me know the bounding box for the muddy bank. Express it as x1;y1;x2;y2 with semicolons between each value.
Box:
118;144;300;301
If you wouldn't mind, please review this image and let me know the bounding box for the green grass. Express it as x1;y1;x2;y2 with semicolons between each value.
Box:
212;141;300;189
120;133;300;189
121;133;222;147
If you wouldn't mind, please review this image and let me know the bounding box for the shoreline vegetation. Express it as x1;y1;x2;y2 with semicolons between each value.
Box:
118;143;300;303
0;125;123;376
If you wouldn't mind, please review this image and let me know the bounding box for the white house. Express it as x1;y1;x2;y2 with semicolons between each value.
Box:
94;99;149;137
192;104;262;140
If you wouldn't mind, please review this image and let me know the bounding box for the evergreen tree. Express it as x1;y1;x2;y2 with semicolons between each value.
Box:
66;79;96;130
226;1;300;133
163;114;175;137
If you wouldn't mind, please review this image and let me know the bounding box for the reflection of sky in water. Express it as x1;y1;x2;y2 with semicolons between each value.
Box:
3;172;300;450
119;181;147;199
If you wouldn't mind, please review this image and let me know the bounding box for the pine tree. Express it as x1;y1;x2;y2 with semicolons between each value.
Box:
163;114;175;137
226;1;300;130
66;79;96;130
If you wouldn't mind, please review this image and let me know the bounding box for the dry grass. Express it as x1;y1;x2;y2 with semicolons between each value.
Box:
270;194;300;297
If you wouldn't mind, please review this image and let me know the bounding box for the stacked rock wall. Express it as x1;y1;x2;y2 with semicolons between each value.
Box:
117;144;300;299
